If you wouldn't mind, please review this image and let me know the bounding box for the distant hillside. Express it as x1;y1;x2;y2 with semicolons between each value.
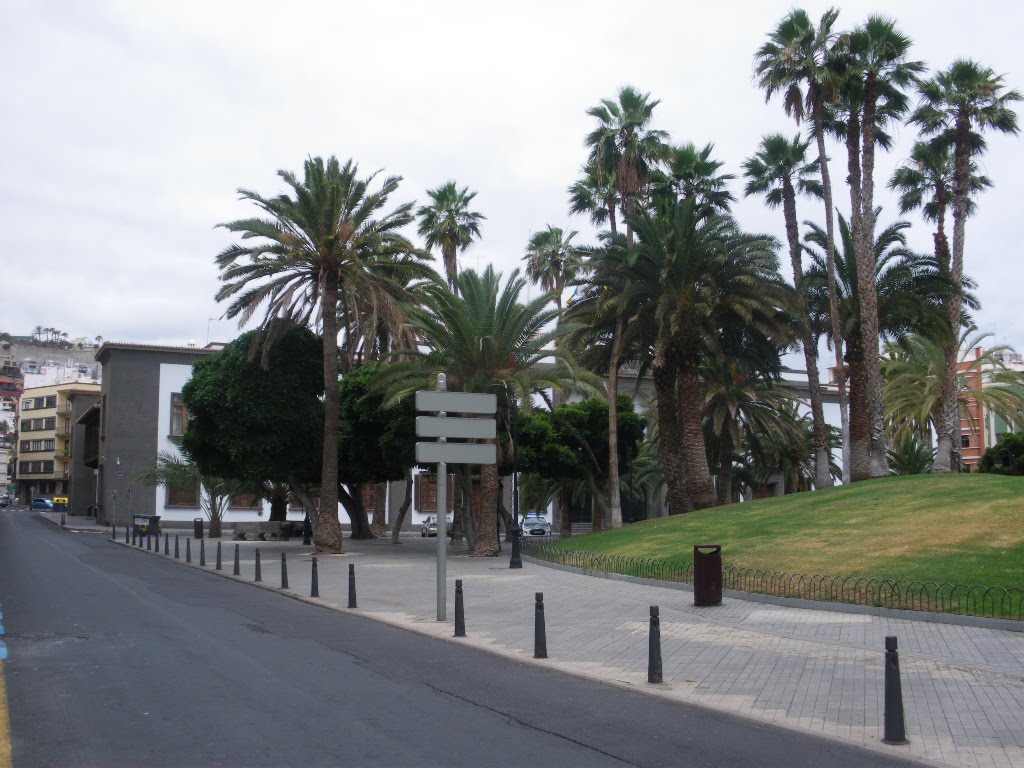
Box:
5;341;99;369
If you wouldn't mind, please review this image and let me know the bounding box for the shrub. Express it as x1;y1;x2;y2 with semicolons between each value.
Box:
979;432;1024;476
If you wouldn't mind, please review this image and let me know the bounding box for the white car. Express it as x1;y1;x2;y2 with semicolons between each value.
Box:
420;514;454;537
520;512;551;536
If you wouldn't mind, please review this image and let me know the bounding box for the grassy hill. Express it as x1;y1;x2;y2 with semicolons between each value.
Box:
549;474;1024;588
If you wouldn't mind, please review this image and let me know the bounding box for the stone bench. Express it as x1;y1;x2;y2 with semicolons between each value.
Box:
232;521;302;541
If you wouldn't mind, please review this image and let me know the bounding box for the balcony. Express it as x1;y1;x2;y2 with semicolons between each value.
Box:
54;423;74;437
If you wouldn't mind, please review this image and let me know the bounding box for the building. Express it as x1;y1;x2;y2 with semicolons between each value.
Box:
12;380;100;507
961;347;1024;471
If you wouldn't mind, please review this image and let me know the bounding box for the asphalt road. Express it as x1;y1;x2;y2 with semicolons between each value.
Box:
0;509;921;767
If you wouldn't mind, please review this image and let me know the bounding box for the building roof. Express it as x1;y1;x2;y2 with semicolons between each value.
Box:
95;342;220;363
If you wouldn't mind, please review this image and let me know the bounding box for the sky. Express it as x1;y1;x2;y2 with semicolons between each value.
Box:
2;0;1021;354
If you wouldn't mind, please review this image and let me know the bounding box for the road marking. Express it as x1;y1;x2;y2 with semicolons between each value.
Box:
0;661;10;768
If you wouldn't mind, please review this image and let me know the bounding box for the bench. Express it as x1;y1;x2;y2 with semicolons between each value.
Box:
233;521;303;541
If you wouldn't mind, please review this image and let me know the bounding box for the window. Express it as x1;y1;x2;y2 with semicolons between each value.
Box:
415;474;455;513
961;435;971;449
170;393;188;437
43;395;56;408
228;493;261;510
43;417;55;430
166;483;200;507
22;398;34;411
18;460;54;474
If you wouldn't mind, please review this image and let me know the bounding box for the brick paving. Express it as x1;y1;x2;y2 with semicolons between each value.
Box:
128;532;1024;768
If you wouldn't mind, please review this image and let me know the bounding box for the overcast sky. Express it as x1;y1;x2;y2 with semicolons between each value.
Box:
3;0;1021;354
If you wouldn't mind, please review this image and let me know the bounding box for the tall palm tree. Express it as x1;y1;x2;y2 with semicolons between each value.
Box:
846;16;925;478
524;226;582;310
742;133;832;489
626;199;795;511
651;142;735;218
378;266;587;556
583;85;668;528
883;328;1024;452
416;181;485;294
804;214;953;473
755;7;851;481
215;156;418;554
911;60;1021;472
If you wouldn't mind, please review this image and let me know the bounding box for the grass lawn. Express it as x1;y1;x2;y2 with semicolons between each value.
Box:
549;474;1024;588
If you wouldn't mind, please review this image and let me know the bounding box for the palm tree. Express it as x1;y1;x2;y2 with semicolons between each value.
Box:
32;325;42;344
651;142;735;218
804;214;953;473
377;266;587;556
524;226;582;310
416;181;485;294
583;85;669;528
625;199;795;511
911;60;1021;472
215;156;418;554
568;162;620;235
755;8;851;481
136;451;245;538
845;16;925;478
742;133;832;489
883;328;1024;455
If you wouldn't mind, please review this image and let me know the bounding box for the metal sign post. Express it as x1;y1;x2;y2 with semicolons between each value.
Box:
415;377;497;622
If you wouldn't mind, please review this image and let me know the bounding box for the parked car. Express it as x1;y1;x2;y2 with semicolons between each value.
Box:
521;512;551;536
419;514;455;537
31;497;53;510
0;494;9;507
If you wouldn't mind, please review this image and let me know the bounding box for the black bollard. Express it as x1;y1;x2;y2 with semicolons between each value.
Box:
233;544;240;576
125;525;129;544
164;533;169;556
454;580;466;637
310;557;319;597
215;541;222;571
199;539;206;567
132;529;137;546
174;535;180;560
509;525;523;569
882;636;909;745
648;606;663;684
61;512;66;526
254;548;262;582
302;514;312;546
146;534;152;551
281;551;289;589
348;563;357;608
186;537;192;563
111;524;117;542
534;592;548;659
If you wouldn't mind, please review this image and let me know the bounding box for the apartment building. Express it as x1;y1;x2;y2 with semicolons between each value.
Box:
13;380;100;506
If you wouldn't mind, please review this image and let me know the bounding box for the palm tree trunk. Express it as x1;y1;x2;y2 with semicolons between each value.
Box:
782;178;833;489
936;117;972;474
370;481;388;538
460;467;477;550
606;313;624;529
676;362;718;509
390;469;414;543
717;427;734;505
558;484;572;537
474;442;500;556
847;335;871;479
339;483;372;539
653;363;691;515
315;270;343;553
858;73;889;478
813;96;851;483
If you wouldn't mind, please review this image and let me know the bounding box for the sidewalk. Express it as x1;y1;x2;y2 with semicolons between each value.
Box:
118;533;1024;768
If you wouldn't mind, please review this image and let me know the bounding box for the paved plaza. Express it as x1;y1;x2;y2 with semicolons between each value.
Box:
55;514;1024;768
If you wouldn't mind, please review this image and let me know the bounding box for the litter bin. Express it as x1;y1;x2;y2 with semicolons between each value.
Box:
133;515;161;537
193;518;204;539
693;544;722;607
53;496;69;513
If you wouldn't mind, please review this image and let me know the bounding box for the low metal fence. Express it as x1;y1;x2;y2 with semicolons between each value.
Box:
520;538;1024;621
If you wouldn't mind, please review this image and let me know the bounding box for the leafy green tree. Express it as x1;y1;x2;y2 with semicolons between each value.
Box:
755;8;850;477
416;181;485;294
377;266;587;556
181;325;323;522
742;133;832;489
886;433;934;476
215;156;418;553
912;60;1021;472
524;226;582;310
980;433;1024;476
337;362;416;539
